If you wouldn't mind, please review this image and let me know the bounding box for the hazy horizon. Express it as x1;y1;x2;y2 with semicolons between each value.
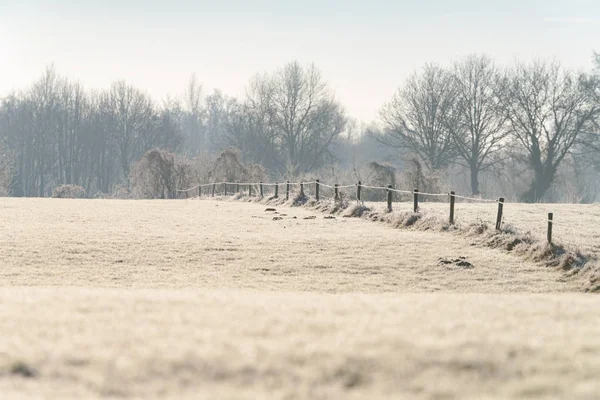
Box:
1;0;599;121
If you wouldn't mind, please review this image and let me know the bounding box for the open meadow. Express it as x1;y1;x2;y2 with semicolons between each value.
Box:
1;197;599;399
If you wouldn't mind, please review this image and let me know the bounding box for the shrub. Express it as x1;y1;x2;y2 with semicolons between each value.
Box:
51;184;86;199
345;203;371;218
94;185;131;199
330;190;350;213
210;147;267;184
211;148;248;182
400;157;444;197
130;149;194;199
364;161;396;201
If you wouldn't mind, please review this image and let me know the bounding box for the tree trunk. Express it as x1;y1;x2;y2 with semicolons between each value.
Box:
470;164;480;195
520;167;556;203
38;136;46;197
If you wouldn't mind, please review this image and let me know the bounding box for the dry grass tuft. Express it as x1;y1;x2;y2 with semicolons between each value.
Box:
291;192;309;206
578;263;600;292
344;203;371;218
402;212;422;227
467;220;490;235
329;198;350;214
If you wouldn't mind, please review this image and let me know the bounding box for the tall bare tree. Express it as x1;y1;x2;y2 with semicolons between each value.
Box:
182;74;207;154
156;99;184;152
591;52;600;131
251;61;346;177
0;93;29;196
106;81;155;182
499;61;598;202
572;53;600;173
379;64;456;171
28;66;60;196
55;80;89;186
242;76;280;171
448;55;508;195
205;90;233;154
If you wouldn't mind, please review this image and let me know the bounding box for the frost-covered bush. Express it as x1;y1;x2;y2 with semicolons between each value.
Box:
52;184;86;199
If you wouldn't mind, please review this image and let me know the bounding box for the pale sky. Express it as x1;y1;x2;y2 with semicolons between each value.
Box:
1;0;599;121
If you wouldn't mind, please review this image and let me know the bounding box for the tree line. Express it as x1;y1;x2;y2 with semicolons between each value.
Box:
0;62;346;197
379;54;600;202
0;54;599;202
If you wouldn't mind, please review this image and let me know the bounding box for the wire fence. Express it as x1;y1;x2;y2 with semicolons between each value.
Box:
176;179;559;245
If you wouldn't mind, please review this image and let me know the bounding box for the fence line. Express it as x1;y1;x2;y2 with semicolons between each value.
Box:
176;179;559;245
180;180;503;204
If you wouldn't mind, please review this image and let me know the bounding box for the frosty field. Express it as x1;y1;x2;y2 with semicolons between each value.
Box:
0;198;599;399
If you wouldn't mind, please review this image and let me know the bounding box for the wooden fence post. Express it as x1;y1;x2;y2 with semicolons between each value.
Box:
495;197;505;231
274;183;279;198
236;182;240;193
547;212;553;244
357;181;362;202
224;182;227;196
449;191;455;225
413;189;419;213
334;184;339;200
300;181;304;197
387;185;393;212
286;181;290;200
248;183;252;197
259;181;263;197
316;179;320;201
212;183;216;197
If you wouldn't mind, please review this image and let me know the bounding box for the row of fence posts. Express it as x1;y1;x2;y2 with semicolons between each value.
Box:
192;180;555;245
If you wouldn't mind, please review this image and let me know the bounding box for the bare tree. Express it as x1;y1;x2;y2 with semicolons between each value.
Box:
106;81;155;182
448;55;508;195
28;66;60;197
182;74;207;154
499;61;598;202
206;91;250;156
55;80;89;186
90;91;119;193
156;99;184;152
572;53;600;176
591;52;600;131
0;93;29;196
242;76;280;171
250;61;346;177
379;64;456;171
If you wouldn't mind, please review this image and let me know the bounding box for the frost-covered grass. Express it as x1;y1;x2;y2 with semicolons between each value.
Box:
0;198;599;399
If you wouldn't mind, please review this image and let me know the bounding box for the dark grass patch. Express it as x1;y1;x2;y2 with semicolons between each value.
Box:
291;192;308;206
10;361;37;378
439;257;475;269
